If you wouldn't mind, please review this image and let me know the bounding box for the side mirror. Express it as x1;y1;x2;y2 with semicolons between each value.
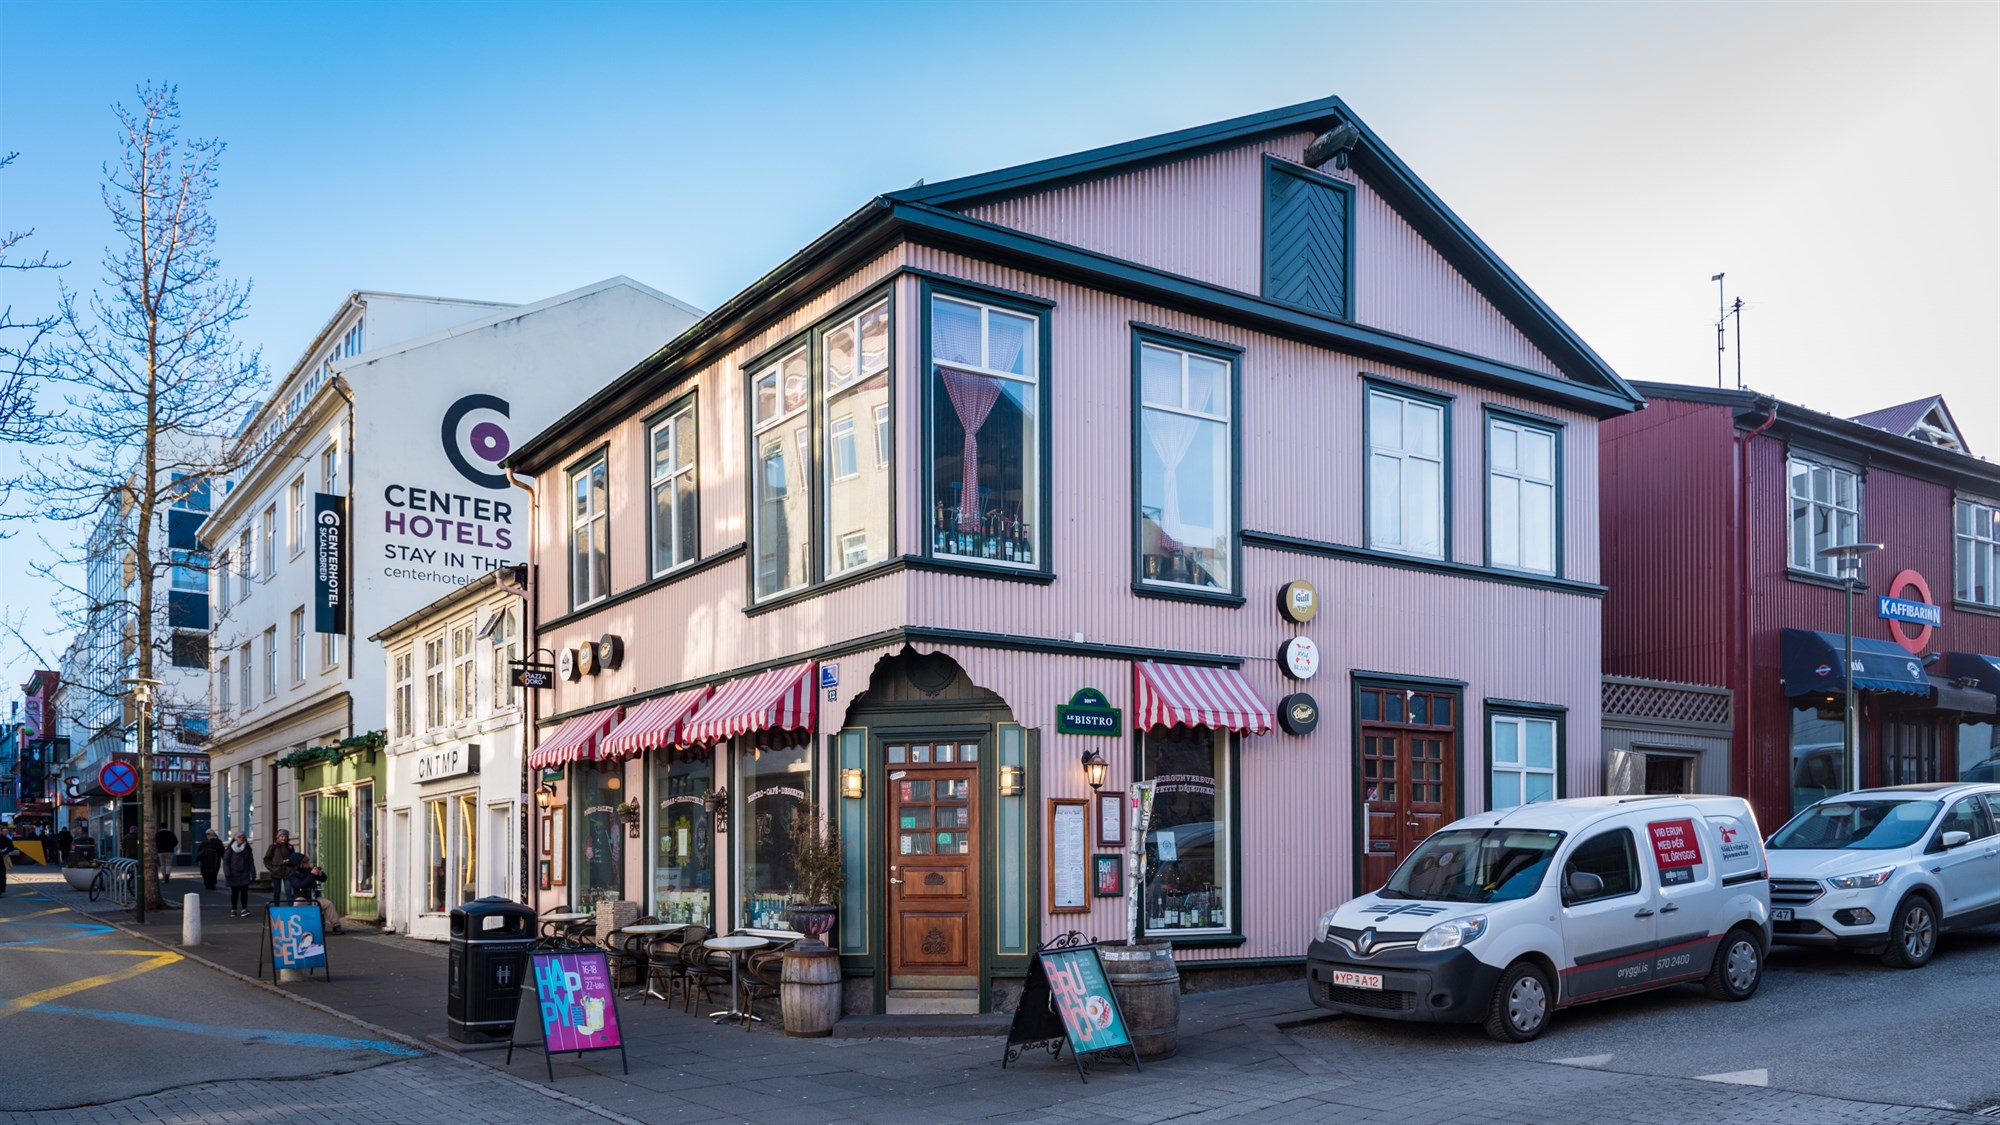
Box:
1565;870;1604;902
1940;830;1972;849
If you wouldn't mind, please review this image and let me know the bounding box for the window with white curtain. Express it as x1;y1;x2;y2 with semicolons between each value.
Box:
1787;455;1860;576
1368;387;1445;558
1487;414;1557;574
1137;338;1233;592
1955;497;1999;607
929;293;1040;568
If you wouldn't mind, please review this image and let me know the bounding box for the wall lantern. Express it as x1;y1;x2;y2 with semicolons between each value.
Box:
999;764;1023;796
534;783;556;808
841;767;865;800
1080;749;1108;791
605;772;622;791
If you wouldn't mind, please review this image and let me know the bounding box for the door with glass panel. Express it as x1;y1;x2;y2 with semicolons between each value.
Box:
1358;686;1457;892
884;739;981;991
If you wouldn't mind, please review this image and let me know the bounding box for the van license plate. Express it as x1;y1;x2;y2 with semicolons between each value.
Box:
1330;971;1383;990
1772;908;1792;922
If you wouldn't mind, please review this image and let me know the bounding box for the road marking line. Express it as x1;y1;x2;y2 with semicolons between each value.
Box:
0;950;181;1018
0;907;70;921
24;1004;424;1056
1549;1054;1614;1068
0;923;119;946
1695;1068;1769;1086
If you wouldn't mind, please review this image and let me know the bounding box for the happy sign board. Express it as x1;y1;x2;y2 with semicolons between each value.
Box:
510;950;628;1080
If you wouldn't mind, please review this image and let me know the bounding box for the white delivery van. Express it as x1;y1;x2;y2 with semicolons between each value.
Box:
1306;795;1770;1041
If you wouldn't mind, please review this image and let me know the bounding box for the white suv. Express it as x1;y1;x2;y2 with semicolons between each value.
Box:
1766;782;2000;968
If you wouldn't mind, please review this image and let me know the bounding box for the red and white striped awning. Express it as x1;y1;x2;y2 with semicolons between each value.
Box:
598;686;713;762
681;661;817;745
1133;662;1274;734
527;707;623;770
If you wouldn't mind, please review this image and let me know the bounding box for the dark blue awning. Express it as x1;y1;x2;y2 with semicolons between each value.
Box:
1946;653;2000;698
1780;629;1929;697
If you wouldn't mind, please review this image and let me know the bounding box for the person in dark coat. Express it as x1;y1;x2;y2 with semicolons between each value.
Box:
54;827;73;865
286;851;342;934
120;825;140;860
154;826;178;885
221;831;257;917
196;830;224;890
0;830;19;896
263;830;296;904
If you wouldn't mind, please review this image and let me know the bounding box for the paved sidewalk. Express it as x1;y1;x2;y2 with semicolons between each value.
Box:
14;869;1989;1124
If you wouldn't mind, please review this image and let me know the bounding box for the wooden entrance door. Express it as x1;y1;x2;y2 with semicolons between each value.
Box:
1884;720;1940;786
885;740;980;990
1359;686;1457;891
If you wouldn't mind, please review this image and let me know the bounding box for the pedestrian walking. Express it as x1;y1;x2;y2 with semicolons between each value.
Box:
54;826;73;865
222;832;256;917
0;829;19;897
154;825;179;885
263;830;296;904
120;825;140;860
38;827;54;864
196;829;224;890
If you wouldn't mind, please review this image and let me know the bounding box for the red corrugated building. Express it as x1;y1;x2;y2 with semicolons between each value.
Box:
1601;384;2000;831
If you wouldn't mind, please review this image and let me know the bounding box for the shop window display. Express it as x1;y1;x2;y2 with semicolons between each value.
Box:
1139;726;1232;933
738;742;810;929
573;760;624;900
650;750;714;926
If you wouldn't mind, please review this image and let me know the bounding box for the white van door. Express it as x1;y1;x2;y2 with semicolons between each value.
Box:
1558;825;1658;1004
1642;813;1725;981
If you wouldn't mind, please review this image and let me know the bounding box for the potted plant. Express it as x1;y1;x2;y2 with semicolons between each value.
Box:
61;854;102;892
613;800;642;838
780;802;843;1037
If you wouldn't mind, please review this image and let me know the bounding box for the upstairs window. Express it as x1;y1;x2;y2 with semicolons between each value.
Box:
237;531;254;601
1136;335;1235;594
424;635;446;730
289;607;305;684
1956;498;1999;608
288;477;306;555
1367;386;1446;559
1263;158;1353;319
487;608;519;710
1487;413;1558;575
568;452;610;608
321;429;343;496
215;550;232;615
929;292;1041;569
219;655;233;713
262;505;277;579
393;650;414;738
261;627;277;699
649;398;698;577
238;642;253;709
452;621;475;720
751;345;812;598
822;298;891;578
1787;455;1860;577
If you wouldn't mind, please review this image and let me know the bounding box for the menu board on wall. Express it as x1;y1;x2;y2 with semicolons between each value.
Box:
1049;799;1088;913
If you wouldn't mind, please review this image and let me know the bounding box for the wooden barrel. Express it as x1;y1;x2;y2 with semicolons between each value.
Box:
781;948;842;1037
1100;941;1180;1059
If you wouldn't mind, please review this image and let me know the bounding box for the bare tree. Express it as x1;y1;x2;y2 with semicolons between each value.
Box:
22;84;264;915
1;151;65;447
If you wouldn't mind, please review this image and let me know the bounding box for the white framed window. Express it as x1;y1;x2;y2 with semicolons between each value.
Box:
289;607;305;684
238;642;253;710
262;504;277;579
215;550;232;615
1487;414;1558;575
288;477;306;556
237;530;254;601
1489;713;1559;809
321;429;342;496
424;634;446;730
219;655;233;713
487;607;519;710
829;415;859;480
751;344;811;598
452;621;475;721
262;627;277;698
393;649;414;738
929;293;1041;569
1368;387;1446;559
1956;498;2000;608
838;529;868;571
569;454;610;608
822;297;891;578
874;403;892;468
649;399;698;577
322;629;341;670
1137;338;1234;593
1788;456;1861;576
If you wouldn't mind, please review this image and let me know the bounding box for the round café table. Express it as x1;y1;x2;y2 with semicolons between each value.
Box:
616;923;686;1001
540;910;591;945
703;934;768;1025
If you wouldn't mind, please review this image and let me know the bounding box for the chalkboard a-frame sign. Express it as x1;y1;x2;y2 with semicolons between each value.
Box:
1001;932;1141;1083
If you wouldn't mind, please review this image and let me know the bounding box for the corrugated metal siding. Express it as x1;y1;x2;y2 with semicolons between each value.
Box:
963;135;1562;378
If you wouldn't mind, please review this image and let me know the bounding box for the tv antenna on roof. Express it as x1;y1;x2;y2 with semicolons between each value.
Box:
1712;273;1744;389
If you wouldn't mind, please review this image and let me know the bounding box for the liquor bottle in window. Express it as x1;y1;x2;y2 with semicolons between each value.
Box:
1002;514;1016;561
934;502;949;552
1209;885;1225;927
1016;521;1032;566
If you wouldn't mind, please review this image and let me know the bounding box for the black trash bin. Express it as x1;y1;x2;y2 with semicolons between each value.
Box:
448;897;537;1043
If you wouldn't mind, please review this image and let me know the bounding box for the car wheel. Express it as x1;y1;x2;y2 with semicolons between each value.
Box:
1880;894;1937;969
1483;960;1552;1043
1703;926;1762;1001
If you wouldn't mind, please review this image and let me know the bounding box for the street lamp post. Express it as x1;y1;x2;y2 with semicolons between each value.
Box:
1817;543;1883;795
121;676;164;925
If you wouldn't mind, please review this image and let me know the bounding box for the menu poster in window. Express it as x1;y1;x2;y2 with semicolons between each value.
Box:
1048;799;1088;913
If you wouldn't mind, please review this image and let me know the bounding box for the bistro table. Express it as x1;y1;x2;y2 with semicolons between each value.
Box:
615;923;686;1001
540;911;592;945
703;934;769;1026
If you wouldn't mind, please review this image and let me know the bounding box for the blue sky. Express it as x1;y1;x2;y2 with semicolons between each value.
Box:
3;0;1996;683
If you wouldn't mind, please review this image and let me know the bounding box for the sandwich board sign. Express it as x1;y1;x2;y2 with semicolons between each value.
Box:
259;904;330;980
508;949;627;1080
1001;936;1140;1082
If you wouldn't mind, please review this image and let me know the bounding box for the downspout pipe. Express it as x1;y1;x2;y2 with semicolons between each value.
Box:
506;466;538;908
1736;400;1778;817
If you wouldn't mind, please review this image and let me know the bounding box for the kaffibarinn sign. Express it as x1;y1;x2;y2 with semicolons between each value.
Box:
414;744;479;783
1877;595;1942;628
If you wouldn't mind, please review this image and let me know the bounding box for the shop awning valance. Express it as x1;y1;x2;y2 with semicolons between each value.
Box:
1947;652;2000;697
599;686;713;762
1779;629;1928;697
528;707;622;770
1133;661;1274;734
681;661;817;745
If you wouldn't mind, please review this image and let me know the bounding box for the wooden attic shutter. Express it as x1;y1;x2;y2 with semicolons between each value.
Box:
1263;160;1353;319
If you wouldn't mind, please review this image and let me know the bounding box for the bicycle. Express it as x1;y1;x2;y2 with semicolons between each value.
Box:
87;866;107;901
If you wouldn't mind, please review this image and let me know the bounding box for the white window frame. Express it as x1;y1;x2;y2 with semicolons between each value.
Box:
321;430;342;496
648;400;698;578
1956;497;2000;608
288;477;306;557
1787;455;1862;577
237;530;254;601
452;621;475;721
262;627;277;699
1136;339;1234;594
874;403;892;469
488;608;519;711
1486;413;1559;576
1367;386;1446;559
219;655;233;713
929;293;1041;572
238;643;253;710
393;649;414;738
322;628;341;670
1489;713;1560;810
289;607;305;685
829;415;860;481
750;344;811;599
424;634;446;731
262;504;277;580
569;454;610;608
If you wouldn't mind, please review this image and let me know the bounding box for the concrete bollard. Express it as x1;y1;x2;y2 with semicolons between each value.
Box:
182;893;203;946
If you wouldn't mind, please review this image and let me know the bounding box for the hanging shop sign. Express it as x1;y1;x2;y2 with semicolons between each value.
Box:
558;648;579;681
1878;569;1940;656
1056;688;1123;737
1279;636;1320;681
313;492;348;635
1277;579;1319;623
415;743;480;783
511;660;556;690
595;634;624;671
1278;692;1320;736
1001;937;1141;1083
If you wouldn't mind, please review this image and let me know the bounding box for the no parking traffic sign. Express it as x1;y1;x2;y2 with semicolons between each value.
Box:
100;760;138;797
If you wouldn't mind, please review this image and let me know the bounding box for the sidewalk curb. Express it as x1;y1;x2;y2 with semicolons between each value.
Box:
34;886;644;1125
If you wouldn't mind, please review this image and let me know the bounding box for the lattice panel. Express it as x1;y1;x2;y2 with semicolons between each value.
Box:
1602;679;1732;726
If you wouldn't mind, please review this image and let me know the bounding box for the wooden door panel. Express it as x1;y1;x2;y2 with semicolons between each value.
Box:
885;749;980;985
895;912;971;970
901;866;968;899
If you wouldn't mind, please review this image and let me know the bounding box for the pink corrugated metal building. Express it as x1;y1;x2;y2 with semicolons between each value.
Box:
506;96;1643;1015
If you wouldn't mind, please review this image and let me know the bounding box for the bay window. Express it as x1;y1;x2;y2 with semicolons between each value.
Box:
569;452;610;607
1487;412;1558;574
1138;727;1233;935
1136;335;1235;593
751;345;811;598
1367;385;1446;558
823;298;890;577
1956;497;1999;607
649;398;698;577
928;292;1041;568
1787;455;1860;576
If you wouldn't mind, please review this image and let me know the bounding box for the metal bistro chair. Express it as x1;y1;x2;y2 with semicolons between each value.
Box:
677;927;732;1014
740;947;785;1026
643;923;703;1008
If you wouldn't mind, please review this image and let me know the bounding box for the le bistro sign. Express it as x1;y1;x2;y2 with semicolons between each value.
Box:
415;744;480;784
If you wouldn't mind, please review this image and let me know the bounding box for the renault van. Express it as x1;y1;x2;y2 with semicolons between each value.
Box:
1306;795;1770;1042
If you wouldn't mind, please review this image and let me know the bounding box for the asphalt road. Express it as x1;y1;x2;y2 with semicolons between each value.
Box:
0;886;419;1112
1294;922;2000;1114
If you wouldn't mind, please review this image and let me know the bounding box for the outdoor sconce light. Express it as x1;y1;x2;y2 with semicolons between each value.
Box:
1080;749;1108;791
999;764;1023;796
841;767;865;800
534;783;556;808
605;773;622;791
